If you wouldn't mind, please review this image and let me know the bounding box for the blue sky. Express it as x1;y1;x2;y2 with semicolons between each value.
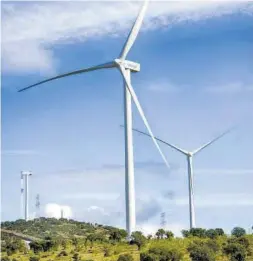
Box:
1;1;253;235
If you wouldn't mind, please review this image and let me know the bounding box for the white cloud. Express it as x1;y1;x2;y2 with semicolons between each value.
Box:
205;82;253;94
2;2;251;74
1;150;38;156
145;81;180;93
30;162;253;231
45;203;73;219
136;222;185;237
87;206;109;216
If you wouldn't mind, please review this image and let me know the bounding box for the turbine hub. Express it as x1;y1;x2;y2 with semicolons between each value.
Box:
114;59;140;72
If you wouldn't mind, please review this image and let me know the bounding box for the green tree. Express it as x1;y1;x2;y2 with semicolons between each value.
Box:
119;229;128;239
155;228;166;239
215;228;225;236
189;228;207;238
29;241;44;254
147;234;153;240
231;227;246;238
117;254;134;261
41;239;56;252
206;229;218;239
182;229;190;238
165;230;174;239
130;231;147;250
109;229;123;242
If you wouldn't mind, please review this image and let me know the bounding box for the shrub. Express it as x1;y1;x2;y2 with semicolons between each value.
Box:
188;244;215;261
228;236;250;250
130;231;147;250
140;253;156;261
5;239;25;256
231;227;246;238
144;246;183;261
223;243;246;261
58;250;68;256
1;257;11;261
117;254;134;261
103;246;111;257
30;257;40;261
6;250;13;256
205;239;220;252
73;253;79;261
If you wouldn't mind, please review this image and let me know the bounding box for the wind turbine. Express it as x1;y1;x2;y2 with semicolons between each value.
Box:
123;126;234;229
21;171;32;221
18;1;170;237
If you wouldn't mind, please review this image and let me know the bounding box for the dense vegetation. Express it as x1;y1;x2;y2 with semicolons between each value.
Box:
1;218;253;261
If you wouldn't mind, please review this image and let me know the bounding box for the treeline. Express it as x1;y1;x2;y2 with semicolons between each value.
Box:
139;227;252;261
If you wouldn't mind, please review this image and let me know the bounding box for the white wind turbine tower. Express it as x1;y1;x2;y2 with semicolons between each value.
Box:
127;126;234;229
21;171;32;221
18;1;170;237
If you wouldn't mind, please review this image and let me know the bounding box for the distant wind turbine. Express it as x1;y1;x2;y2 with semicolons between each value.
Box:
121;125;234;229
18;1;170;237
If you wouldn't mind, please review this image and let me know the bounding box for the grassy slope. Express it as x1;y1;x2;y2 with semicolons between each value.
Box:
3;237;253;261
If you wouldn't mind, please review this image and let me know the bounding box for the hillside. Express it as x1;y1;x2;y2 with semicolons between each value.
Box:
1;218;253;261
1;218;125;240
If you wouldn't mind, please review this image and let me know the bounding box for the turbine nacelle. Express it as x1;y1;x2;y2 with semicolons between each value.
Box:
114;59;140;72
21;171;32;176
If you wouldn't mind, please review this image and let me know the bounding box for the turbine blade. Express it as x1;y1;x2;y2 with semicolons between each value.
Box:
192;126;236;155
18;62;116;92
119;1;149;60
120;125;188;155
119;65;170;169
